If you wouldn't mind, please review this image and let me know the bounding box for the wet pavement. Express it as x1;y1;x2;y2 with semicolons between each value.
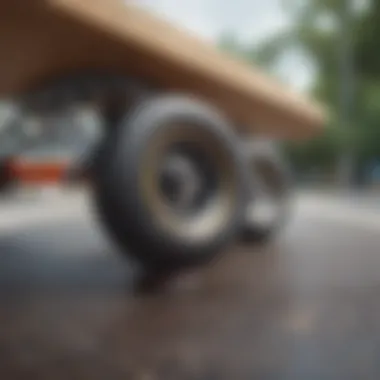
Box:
1;193;380;379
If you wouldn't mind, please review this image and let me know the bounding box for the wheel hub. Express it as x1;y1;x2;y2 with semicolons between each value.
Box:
160;153;204;211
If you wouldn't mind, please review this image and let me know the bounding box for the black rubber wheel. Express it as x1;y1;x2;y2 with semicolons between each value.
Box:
92;94;247;271
240;140;293;244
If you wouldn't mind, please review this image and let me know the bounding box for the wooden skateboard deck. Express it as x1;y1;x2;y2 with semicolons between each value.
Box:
0;0;326;139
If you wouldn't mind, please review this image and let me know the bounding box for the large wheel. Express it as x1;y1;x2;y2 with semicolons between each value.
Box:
241;140;293;244
91;95;247;271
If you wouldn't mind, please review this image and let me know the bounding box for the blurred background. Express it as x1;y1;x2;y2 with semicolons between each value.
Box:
1;0;378;193
137;0;378;190
0;0;377;194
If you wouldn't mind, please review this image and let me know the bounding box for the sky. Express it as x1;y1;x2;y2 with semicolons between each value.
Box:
131;0;315;91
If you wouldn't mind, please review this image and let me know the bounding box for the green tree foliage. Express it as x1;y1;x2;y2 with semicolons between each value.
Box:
219;0;380;182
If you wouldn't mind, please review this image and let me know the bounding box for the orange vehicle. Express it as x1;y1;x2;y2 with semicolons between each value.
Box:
0;0;326;272
7;151;71;184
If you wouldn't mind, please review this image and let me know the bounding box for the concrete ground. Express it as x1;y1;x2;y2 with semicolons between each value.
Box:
1;189;380;379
